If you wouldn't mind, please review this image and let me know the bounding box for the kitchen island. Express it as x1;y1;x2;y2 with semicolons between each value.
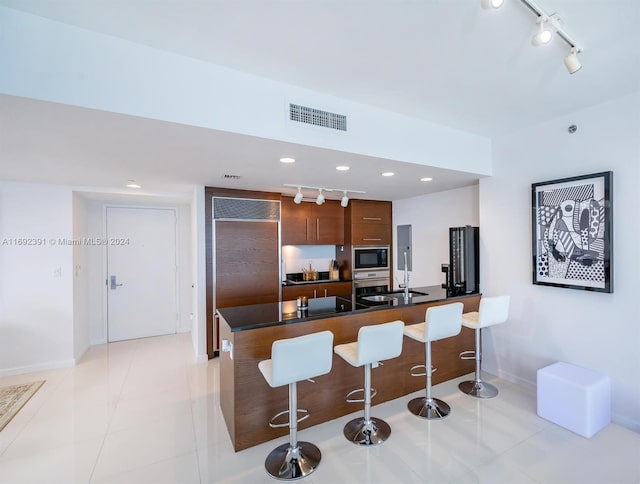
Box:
217;286;479;451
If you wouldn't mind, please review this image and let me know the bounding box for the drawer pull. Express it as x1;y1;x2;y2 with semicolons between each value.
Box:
362;217;382;221
363;238;382;241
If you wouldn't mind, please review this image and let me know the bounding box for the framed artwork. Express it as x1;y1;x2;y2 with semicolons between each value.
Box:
531;171;613;293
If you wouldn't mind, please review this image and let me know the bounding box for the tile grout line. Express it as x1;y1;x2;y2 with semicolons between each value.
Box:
87;339;138;483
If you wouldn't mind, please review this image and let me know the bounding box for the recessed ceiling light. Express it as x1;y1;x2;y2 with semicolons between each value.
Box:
420;177;433;182
126;180;141;188
381;172;395;177
279;157;296;164
336;165;350;171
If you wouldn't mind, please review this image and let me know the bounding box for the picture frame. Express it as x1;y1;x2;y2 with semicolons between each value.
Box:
531;171;613;293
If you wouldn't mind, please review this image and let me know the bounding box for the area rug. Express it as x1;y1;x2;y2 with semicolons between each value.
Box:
0;380;45;431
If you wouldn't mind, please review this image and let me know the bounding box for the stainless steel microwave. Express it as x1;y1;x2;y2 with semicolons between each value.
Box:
353;246;389;271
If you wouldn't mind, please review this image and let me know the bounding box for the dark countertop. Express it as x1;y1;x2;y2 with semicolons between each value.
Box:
217;285;479;332
282;278;352;286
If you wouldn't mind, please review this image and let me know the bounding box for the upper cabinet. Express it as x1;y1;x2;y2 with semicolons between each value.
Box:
281;197;344;245
349;200;392;245
350;200;392;225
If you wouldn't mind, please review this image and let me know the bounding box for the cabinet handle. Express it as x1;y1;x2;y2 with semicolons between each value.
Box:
314;289;317;298
316;219;320;240
324;289;328;297
363;238;382;241
362;217;382;221
305;218;309;240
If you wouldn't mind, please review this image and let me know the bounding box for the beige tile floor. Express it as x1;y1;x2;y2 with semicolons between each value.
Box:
0;333;638;484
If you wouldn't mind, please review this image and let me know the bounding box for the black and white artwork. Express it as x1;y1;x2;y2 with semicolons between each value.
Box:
531;171;613;293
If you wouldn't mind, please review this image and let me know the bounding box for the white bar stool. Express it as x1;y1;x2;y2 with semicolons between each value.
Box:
258;330;334;480
458;295;510;398
403;302;463;419
334;320;405;446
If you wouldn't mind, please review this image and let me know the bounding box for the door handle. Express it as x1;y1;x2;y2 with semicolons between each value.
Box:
110;275;123;290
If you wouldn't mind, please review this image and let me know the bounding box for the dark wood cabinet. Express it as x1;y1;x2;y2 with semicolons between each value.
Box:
349;200;392;246
352;223;391;245
350;200;392;225
282;281;352;301
281;197;344;245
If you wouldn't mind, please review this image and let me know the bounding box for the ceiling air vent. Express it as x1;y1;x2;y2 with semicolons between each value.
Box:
289;103;347;131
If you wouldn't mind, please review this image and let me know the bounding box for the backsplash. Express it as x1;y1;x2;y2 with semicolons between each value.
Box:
282;245;336;279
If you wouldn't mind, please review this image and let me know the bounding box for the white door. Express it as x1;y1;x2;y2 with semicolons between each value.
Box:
106;207;177;342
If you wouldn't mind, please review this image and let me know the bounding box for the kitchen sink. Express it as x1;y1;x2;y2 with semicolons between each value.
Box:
361;295;397;303
385;290;429;297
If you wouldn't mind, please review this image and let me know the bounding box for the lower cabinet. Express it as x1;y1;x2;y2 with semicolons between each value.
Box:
282;281;352;301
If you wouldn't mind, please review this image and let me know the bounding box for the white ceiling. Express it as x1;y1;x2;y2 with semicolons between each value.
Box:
1;0;639;200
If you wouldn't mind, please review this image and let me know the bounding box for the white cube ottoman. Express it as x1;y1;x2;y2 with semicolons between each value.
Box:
537;361;610;438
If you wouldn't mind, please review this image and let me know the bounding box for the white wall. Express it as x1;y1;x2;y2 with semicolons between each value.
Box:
191;186;207;361
0;6;491;177
72;193;90;360
479;92;640;431
0;182;74;375
392;185;479;289
0;182;200;375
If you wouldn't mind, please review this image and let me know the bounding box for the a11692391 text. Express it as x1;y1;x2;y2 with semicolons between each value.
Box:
1;237;130;246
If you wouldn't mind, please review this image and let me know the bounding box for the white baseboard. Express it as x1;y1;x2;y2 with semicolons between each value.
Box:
612;413;640;433
195;354;208;363
73;345;89;365
0;359;76;378
493;367;536;390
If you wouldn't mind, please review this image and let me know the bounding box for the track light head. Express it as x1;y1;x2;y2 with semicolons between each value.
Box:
481;0;503;9
531;17;553;46
341;191;349;208
293;188;303;204
564;47;582;74
316;189;325;205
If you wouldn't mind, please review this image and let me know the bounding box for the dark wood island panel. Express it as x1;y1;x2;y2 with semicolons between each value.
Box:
219;294;479;451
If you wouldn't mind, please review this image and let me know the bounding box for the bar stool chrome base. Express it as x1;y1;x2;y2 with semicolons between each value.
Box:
264;442;321;481
343;417;391;445
407;396;451;420
458;379;499;399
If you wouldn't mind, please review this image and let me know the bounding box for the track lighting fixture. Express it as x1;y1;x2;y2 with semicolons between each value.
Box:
531;16;553;46
481;0;583;74
341;191;349;208
563;47;582;74
283;184;365;208
481;0;503;9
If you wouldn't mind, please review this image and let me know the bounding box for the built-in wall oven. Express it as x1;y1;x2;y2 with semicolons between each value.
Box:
353;270;390;297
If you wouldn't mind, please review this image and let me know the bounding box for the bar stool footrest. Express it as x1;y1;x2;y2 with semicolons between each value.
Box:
268;408;310;428
459;350;476;360
345;387;377;404
409;364;436;377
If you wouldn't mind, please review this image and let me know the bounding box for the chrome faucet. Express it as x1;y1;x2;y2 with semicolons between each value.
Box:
401;251;410;301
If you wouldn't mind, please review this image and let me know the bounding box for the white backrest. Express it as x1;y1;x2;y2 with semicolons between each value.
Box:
356;320;405;366
477;295;511;328
271;330;334;387
424;302;463;342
